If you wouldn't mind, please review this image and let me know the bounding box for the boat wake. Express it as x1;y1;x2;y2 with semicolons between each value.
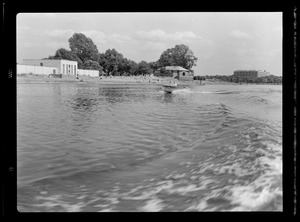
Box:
172;87;240;95
17;84;282;212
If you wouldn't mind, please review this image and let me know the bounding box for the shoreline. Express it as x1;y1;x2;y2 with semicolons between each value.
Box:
16;74;281;86
16;74;201;86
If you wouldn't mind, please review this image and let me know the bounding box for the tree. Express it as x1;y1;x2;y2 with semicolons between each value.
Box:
128;60;138;75
157;44;198;70
158;48;176;67
137;60;152;75
83;60;103;71
97;53;107;72
47;48;84;68
68;33;99;63
101;49;124;75
118;58;133;75
148;61;159;72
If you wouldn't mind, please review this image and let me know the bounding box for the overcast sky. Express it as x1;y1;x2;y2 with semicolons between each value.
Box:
17;12;282;76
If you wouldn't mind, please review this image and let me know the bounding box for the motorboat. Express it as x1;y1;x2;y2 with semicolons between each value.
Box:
162;81;178;93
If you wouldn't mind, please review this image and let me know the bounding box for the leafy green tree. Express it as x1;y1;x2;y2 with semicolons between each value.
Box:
83;60;103;71
158;44;198;70
158;48;176;67
137;60;152;75
47;48;84;68
148;61;159;72
118;58;133;75
128;60;138;75
101;49;124;75
97;53;107;72
48;34;202;78
68;33;99;63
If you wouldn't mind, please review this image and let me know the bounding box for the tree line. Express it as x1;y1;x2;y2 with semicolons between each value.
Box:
46;33;198;76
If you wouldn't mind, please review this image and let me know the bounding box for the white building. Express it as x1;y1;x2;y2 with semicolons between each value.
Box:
233;70;271;78
22;59;78;76
17;64;58;75
257;70;270;77
20;59;100;77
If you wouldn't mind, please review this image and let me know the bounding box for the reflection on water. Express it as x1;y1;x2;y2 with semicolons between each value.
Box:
102;87;126;104
162;93;175;103
17;83;282;212
71;98;99;112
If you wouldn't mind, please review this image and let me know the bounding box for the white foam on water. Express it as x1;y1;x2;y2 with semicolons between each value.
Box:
105;196;119;205
122;180;174;201
227;149;282;211
183;183;237;211
76;194;87;200
167;184;201;195
36;194;62;201
139;198;165;212
194;91;212;94
35;194;85;212
122;173;215;207
47;136;280;212
85;196;102;205
196;162;216;174
229;184;281;211
94;204;110;208
179;131;282;211
172;88;192;94
260;155;282;174
35;191;121;212
166;173;186;179
215;161;256;177
185;200;208;211
98;208;114;212
122;192;152;201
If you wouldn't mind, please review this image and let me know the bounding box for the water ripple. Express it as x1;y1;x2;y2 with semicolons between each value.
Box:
17;83;282;211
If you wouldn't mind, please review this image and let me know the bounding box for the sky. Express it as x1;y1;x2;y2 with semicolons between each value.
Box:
17;12;282;76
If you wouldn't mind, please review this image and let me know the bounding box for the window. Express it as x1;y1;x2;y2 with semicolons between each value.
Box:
183;72;185;76
63;64;65;74
40;63;43;66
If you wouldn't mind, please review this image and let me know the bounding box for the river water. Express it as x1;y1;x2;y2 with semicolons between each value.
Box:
17;82;282;212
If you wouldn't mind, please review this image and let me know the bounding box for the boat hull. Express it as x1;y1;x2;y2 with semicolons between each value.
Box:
162;85;178;93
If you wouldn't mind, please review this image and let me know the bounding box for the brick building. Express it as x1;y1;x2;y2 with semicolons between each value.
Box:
233;70;270;78
155;66;194;81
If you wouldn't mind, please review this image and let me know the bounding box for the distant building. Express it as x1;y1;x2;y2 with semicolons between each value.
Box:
233;70;270;78
22;59;78;76
257;70;270;77
19;59;100;77
155;66;194;81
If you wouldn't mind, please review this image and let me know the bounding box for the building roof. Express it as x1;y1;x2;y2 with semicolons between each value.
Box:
234;70;258;72
23;59;77;62
164;66;189;71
